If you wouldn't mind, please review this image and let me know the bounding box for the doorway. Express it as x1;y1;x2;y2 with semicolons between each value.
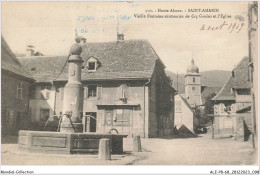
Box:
85;112;96;132
15;112;22;134
40;109;50;121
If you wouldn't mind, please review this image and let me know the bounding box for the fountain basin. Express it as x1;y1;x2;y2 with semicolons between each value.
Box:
18;130;127;154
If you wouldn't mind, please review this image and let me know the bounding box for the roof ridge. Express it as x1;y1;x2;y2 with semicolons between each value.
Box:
211;74;232;101
81;39;149;45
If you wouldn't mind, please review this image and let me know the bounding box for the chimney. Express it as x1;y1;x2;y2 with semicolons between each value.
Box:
117;33;124;41
26;45;35;57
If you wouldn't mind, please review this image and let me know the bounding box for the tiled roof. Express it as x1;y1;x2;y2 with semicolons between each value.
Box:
1;36;34;80
212;57;251;101
201;86;222;104
19;56;69;83
19;40;160;82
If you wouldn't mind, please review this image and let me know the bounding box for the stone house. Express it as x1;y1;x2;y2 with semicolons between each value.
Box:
212;57;251;135
19;39;175;138
1;36;34;135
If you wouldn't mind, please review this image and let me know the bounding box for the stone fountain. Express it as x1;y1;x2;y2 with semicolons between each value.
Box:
18;38;127;154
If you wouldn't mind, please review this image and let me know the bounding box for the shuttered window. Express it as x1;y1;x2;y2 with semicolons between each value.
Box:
17;82;23;99
30;86;36;99
97;85;102;99
117;84;129;99
84;86;88;100
84;85;102;100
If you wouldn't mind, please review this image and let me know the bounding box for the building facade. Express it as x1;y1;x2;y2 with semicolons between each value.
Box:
212;57;252;135
1;36;34;136
19;39;175;138
174;94;198;133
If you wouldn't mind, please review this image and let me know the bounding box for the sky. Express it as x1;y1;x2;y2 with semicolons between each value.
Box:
2;1;250;73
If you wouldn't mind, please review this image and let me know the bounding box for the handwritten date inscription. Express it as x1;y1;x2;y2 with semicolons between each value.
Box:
200;21;244;34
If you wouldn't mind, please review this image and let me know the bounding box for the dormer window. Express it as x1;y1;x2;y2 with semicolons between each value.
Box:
88;62;96;71
87;57;101;72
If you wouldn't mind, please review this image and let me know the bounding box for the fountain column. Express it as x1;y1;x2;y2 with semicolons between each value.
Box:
60;42;84;133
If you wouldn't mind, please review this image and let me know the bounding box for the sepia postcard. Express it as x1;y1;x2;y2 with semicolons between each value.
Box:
1;1;259;174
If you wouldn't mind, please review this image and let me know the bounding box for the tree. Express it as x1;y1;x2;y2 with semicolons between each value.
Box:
201;92;217;126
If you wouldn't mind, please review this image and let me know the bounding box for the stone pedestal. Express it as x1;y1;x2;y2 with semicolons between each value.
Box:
98;138;111;160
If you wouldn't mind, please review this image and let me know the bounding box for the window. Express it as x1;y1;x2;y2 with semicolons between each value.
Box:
88;85;97;98
193;77;195;83
192;87;195;91
117;84;129;102
175;107;182;112
17;82;23;99
84;85;102;100
87;57;100;72
97;85;102;99
88;62;96;71
30;86;36;99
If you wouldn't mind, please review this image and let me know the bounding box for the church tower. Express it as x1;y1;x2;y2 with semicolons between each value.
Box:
185;58;202;107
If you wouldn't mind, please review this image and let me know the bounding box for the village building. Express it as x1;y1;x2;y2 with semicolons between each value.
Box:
174;94;198;134
19;38;175;138
212;57;252;135
1;36;34;136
